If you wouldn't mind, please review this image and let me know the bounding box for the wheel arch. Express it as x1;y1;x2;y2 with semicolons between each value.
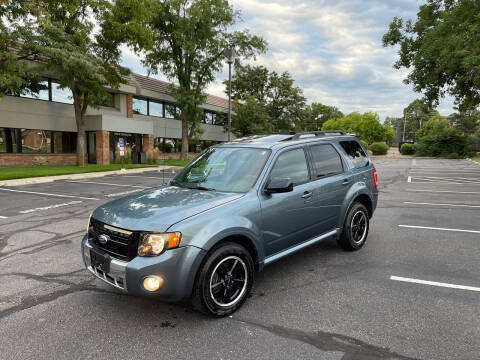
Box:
206;234;261;271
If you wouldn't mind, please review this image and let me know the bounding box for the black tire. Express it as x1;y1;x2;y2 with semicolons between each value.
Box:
338;202;369;251
192;242;254;317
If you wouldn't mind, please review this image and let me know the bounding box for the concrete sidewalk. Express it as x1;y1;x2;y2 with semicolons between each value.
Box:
0;165;182;187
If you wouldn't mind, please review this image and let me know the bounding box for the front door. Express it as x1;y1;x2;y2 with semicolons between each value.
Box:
306;143;351;235
259;147;319;257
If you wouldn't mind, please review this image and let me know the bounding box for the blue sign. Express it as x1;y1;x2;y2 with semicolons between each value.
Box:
118;138;125;148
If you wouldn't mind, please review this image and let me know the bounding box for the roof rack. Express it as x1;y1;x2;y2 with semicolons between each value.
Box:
285;130;346;141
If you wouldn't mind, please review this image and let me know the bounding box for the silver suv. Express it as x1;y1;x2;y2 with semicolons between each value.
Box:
82;131;378;316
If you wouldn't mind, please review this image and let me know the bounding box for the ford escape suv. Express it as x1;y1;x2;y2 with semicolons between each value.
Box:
82;131;378;316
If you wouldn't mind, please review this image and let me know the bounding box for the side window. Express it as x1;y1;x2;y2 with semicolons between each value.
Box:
340;141;369;168
270;148;309;185
309;144;344;178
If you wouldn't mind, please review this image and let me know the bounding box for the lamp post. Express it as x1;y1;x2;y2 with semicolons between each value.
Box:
224;48;236;142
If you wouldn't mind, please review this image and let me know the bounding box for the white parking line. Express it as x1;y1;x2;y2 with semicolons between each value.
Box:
410;170;480;174
409;175;480;182
19;200;82;214
407;176;411;183
104;189;144;197
398;224;480;234
409;178;480;185
65;180;147;188
407;189;480;195
403;201;480;208
0;187;99;201
390;276;480;292
0;216;8;219
121;175;172;180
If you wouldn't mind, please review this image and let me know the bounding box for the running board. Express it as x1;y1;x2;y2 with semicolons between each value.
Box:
264;229;340;265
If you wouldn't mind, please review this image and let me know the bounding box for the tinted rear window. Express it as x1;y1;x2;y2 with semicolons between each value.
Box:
340;141;369;168
309;144;344;178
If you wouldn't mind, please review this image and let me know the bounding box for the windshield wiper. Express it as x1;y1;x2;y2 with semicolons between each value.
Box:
170;180;186;188
188;185;216;191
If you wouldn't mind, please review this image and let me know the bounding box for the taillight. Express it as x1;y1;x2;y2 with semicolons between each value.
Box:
372;169;378;188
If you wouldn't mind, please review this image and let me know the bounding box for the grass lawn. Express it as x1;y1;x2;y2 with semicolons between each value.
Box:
0;164;155;181
472;156;480;164
162;158;191;167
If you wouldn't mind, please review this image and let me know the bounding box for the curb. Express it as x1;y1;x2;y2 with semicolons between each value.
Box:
466;158;480;167
0;166;183;187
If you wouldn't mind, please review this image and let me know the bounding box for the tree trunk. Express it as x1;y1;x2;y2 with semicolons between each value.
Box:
74;92;87;166
180;109;189;160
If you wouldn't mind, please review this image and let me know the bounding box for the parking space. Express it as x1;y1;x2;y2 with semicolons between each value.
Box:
0;159;480;359
0;169;177;218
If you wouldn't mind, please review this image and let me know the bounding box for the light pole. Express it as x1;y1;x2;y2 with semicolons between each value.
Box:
224;48;236;142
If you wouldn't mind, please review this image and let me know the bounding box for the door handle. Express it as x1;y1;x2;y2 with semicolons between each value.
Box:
301;191;313;199
342;178;351;185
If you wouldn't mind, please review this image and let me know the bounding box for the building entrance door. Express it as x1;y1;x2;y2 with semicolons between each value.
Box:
87;132;96;164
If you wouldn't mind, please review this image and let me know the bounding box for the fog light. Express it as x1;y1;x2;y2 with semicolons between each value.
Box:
143;276;164;292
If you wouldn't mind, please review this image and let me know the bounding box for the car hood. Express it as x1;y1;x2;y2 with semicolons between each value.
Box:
92;186;243;232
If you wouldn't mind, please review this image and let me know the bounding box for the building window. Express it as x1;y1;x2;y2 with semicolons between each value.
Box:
132;97;148;115
0;128;19;153
216;113;226;125
149;100;164;117
203;111;225;125
51;82;74;104
55;132;77;153
0;128;77;154
101;93;115;107
19;80;49;101
165;103;180;119
204;111;215;125
20;129;53;153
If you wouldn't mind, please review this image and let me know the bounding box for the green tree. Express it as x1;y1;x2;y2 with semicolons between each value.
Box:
109;0;266;160
322;112;391;145
383;0;480;111
229;64;306;134
1;0;128;166
0;1;45;97
450;110;480;135
402;100;439;141
301;103;343;131
231;95;272;136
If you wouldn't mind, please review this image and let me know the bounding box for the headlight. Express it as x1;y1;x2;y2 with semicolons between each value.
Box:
138;232;182;257
86;212;92;234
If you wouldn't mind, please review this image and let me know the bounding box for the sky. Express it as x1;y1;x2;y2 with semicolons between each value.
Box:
120;0;456;120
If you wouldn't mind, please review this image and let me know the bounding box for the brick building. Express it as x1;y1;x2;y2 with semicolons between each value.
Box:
0;73;229;166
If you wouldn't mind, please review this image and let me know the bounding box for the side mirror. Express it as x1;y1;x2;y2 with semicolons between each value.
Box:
265;177;293;194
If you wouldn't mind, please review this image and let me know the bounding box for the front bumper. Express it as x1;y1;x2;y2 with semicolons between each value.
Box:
81;235;206;301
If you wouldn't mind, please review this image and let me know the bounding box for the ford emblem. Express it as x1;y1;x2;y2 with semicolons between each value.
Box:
98;234;110;245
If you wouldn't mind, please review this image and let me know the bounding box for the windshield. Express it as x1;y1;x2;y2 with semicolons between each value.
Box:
171;147;270;193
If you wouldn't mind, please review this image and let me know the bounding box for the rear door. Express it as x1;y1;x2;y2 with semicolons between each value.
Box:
306;143;352;235
259;147;320;256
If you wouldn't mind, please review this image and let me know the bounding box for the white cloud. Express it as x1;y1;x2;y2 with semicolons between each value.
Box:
120;0;456;119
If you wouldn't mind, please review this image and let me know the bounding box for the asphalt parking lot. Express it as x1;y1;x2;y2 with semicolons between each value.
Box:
0;158;479;360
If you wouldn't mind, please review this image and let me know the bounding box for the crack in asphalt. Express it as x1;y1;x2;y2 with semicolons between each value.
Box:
0;278;124;320
232;317;419;360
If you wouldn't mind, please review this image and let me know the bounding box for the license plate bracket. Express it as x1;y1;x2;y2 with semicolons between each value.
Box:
90;248;110;273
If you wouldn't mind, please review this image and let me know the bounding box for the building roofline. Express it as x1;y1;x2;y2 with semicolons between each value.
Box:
127;73;229;110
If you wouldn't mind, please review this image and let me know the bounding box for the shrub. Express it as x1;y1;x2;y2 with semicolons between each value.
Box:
369;142;388;155
400;143;415;155
33;156;47;166
415;117;471;157
147;148;159;165
360;140;368;150
164;143;173;153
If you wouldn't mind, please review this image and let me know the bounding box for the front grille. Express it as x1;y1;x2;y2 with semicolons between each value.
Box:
88;218;139;261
